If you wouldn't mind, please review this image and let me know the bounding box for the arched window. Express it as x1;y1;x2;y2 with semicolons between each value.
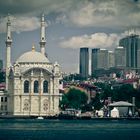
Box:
34;80;39;93
43;80;48;93
24;80;29;93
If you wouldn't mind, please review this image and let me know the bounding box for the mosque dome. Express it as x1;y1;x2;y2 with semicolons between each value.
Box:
16;47;49;63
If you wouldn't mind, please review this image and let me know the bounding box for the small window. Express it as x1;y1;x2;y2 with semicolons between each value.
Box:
43;80;48;93
24;80;29;93
5;97;7;102
5;105;7;111
1;105;3;111
1;97;3;102
34;80;39;93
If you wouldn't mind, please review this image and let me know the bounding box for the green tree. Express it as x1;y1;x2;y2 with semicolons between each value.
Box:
111;84;136;102
93;82;140;110
90;93;103;110
60;88;88;110
59;94;69;110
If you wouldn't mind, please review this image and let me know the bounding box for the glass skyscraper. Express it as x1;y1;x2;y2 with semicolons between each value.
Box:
119;34;140;69
108;51;115;68
97;49;109;70
79;48;89;79
0;60;3;70
114;46;126;68
91;48;100;76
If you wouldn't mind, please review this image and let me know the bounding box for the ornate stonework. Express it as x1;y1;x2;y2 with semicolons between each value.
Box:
0;14;62;117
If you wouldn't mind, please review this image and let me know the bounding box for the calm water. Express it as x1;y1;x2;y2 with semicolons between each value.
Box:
0;119;140;140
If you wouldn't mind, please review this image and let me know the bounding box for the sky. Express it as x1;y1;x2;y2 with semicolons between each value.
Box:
0;0;140;73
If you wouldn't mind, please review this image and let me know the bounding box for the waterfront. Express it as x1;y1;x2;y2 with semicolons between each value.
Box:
0;119;140;140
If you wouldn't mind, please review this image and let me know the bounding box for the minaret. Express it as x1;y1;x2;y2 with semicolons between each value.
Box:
40;14;46;55
5;14;12;90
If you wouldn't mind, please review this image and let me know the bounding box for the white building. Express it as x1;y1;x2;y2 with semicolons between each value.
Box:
111;107;119;118
0;14;62;117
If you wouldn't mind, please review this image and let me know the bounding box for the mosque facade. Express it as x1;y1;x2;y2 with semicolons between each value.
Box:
0;15;62;117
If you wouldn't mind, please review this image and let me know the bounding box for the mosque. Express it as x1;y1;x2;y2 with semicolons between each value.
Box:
0;14;62;117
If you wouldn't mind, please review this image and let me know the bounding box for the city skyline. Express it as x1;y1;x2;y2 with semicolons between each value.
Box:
0;0;140;73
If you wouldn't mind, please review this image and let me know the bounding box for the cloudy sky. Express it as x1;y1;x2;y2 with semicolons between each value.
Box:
0;0;140;73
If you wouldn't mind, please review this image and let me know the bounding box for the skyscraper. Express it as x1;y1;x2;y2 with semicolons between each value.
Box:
0;60;3;70
108;51;115;68
97;49;109;69
91;48;100;76
114;46;126;68
79;48;89;79
119;34;140;69
137;49;140;68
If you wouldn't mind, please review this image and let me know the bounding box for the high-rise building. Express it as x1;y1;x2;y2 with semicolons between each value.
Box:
91;48;100;76
79;48;89;79
0;60;3;70
97;49;109;69
91;49;114;74
108;51;115;68
114;46;126;68
119;34;140;69
137;49;140;68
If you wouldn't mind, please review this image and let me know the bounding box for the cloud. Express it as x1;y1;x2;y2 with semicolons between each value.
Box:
0;0;80;16
60;29;140;49
63;0;140;28
67;1;116;27
0;0;78;33
12;16;42;33
0;0;140;32
60;33;121;49
0;16;41;33
0;0;48;15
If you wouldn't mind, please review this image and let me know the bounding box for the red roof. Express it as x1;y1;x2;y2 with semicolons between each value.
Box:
123;78;138;84
0;83;6;89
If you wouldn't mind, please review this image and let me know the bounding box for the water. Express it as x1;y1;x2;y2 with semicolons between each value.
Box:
0;119;140;140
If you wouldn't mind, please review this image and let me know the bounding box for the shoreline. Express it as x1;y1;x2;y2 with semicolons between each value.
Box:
0;115;140;120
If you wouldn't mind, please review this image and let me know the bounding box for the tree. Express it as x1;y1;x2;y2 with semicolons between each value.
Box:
111;84;136;102
90;93;103;110
59;94;69;110
60;88;88;110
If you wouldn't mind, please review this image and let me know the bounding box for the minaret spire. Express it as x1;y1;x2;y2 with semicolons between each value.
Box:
40;14;46;55
5;14;12;90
